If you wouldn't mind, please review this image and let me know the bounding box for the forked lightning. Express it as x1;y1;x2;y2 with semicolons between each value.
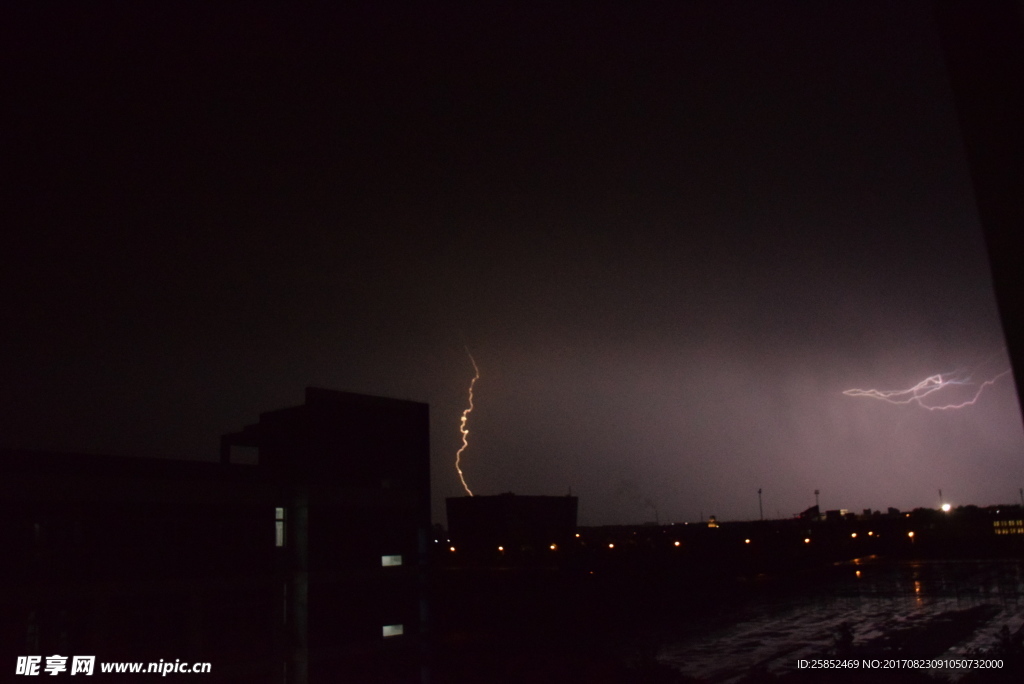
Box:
844;368;1011;410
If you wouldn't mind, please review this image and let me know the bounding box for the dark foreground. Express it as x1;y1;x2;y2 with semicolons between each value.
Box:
431;557;1024;684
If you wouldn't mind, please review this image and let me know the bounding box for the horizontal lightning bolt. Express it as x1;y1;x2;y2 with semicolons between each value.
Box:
844;369;1011;410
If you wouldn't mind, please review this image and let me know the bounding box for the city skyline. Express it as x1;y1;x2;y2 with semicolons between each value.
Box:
3;2;1023;526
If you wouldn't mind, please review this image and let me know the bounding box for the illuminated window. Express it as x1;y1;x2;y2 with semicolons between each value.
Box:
381;555;402;567
382;624;404;638
993;520;1024;535
275;507;286;547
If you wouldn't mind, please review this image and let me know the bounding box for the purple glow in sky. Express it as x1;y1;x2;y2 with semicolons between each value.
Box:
2;2;1023;525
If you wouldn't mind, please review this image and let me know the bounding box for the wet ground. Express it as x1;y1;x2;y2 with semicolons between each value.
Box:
659;559;1024;682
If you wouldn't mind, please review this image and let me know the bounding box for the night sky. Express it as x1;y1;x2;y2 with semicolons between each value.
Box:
4;2;1023;526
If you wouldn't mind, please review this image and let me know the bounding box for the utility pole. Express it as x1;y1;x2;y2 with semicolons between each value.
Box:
758;488;763;521
814;489;820;511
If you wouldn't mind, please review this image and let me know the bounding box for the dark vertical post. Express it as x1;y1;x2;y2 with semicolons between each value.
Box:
934;0;1024;410
758;488;763;521
287;487;309;684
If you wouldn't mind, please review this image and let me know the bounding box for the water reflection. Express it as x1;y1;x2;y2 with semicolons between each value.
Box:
660;559;1024;682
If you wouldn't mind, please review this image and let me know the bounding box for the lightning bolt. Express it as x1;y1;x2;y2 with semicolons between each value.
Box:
455;348;480;496
843;368;1011;410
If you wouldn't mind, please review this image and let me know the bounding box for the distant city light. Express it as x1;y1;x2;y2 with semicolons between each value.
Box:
497;546;504;552
851;533;857;538
804;538;811;544
449;546;456;552
744;539;751;544
941;503;952;512
608;543;615;549
855;570;862;578
673;541;680;547
549;544;557;550
575;533;580;538
868;531;874;536
907;531;915;538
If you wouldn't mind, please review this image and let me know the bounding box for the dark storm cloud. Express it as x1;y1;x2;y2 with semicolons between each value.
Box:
2;2;1021;525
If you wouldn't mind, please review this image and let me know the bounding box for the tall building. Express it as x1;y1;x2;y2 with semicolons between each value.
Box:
1;388;431;683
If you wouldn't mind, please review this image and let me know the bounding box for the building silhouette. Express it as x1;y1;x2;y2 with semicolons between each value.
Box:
1;388;430;683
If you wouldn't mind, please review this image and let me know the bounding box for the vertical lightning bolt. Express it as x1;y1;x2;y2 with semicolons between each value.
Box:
455;348;480;496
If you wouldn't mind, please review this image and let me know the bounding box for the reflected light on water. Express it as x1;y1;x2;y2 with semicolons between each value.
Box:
659;559;1024;681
